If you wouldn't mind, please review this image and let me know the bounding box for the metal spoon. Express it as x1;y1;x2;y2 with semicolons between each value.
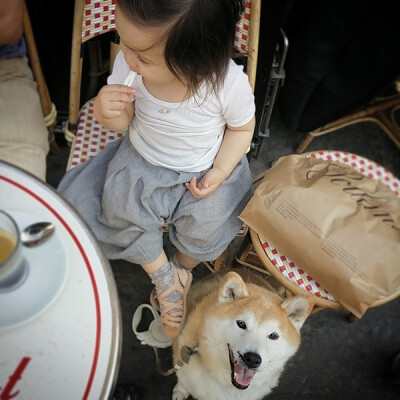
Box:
21;222;55;247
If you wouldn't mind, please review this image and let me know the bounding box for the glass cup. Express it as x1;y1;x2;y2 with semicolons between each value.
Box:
0;210;28;291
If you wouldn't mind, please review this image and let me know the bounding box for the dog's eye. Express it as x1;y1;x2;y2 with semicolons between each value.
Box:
268;332;279;340
236;320;246;330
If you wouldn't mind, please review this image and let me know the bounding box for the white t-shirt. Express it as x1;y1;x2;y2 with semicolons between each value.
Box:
108;50;255;172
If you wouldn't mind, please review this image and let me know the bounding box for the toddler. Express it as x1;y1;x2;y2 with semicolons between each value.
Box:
58;0;255;338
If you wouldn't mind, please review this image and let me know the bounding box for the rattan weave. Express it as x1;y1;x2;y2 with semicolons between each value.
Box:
234;1;252;53
68;99;124;169
80;0;251;54
81;0;117;42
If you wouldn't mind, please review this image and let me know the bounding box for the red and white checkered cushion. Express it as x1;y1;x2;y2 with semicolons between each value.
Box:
234;1;252;54
81;0;117;42
67;99;124;169
257;151;400;301
80;0;252;54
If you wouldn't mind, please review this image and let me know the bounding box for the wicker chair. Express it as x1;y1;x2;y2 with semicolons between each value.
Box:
295;80;400;154
64;0;261;271
236;150;400;318
64;0;260;158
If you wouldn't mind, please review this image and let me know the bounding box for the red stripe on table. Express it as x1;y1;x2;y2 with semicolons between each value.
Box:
0;174;101;400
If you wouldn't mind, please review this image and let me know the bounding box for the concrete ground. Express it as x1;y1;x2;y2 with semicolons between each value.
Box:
46;107;400;400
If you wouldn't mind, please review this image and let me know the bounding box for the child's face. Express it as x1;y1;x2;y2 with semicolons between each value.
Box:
115;6;176;86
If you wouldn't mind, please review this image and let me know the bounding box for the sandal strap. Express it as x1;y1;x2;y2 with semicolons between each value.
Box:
156;267;192;332
157;268;188;303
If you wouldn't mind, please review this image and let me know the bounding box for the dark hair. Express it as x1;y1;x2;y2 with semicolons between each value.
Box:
117;0;245;94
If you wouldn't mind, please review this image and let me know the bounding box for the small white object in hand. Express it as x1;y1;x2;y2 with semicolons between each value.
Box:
124;71;137;102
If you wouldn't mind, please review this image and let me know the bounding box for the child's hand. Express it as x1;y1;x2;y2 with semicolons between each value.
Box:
94;84;135;121
185;167;226;198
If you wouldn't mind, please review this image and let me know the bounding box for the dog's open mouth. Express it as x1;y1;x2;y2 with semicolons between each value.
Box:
228;344;256;390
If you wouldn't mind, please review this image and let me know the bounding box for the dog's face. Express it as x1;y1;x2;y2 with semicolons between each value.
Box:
199;272;313;391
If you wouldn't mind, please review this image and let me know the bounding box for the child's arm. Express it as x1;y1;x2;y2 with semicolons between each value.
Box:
93;84;136;132
185;116;255;198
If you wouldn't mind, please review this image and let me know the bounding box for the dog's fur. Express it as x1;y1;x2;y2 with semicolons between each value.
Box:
172;268;313;400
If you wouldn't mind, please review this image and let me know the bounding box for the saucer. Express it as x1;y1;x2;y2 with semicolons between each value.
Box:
0;210;68;329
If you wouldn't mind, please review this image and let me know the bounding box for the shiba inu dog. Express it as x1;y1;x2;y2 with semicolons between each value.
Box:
172;269;313;400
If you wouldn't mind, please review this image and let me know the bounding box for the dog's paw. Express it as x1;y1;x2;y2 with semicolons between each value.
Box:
172;383;189;400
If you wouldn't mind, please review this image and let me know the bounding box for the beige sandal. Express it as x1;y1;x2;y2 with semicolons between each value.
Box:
156;267;192;338
150;287;160;311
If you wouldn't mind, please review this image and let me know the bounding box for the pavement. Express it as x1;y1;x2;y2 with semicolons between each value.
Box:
46;107;400;400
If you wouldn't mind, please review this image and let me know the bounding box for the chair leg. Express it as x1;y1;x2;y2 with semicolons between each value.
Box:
23;1;59;154
375;110;400;148
87;41;110;101
48;125;60;154
235;232;268;273
295;132;315;154
214;249;228;272
202;246;235;273
295;95;400;154
235;232;253;266
347;312;358;323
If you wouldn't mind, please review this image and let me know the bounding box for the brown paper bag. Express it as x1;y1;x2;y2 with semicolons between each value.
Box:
240;154;400;317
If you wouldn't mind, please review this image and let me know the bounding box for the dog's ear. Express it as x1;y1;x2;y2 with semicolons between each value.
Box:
281;296;313;330
218;272;249;303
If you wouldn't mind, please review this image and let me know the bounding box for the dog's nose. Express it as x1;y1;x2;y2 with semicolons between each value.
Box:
241;352;262;369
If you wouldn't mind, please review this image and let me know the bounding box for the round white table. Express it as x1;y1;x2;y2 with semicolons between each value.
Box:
0;161;121;399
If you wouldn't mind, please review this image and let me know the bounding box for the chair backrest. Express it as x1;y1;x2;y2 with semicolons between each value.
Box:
65;0;260;143
66;0;118;142
234;0;261;92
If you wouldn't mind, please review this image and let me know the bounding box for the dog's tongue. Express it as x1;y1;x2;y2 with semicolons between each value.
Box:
234;364;255;386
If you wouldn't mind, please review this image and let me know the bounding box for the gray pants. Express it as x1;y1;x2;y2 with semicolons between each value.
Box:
58;135;251;264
